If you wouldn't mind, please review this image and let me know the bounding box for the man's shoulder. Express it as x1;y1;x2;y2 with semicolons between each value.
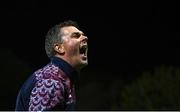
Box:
28;63;66;111
34;63;66;82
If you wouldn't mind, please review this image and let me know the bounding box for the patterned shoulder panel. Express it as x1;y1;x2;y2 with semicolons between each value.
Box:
28;63;66;111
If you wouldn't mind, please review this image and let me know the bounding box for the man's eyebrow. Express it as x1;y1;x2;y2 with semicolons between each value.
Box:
79;31;84;34
72;31;84;36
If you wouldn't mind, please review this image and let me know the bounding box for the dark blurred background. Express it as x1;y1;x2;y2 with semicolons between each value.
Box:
0;0;180;110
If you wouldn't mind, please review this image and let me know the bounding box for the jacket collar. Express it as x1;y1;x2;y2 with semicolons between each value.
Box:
51;56;79;84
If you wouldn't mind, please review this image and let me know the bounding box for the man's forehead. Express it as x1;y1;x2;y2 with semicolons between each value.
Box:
61;26;83;34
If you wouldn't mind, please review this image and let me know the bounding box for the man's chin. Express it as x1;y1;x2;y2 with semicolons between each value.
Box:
81;61;88;66
79;60;88;68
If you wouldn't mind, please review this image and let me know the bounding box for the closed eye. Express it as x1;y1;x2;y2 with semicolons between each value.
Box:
71;32;84;38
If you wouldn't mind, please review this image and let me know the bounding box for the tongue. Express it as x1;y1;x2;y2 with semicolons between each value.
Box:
81;53;86;56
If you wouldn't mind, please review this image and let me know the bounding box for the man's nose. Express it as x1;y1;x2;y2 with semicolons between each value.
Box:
81;36;88;43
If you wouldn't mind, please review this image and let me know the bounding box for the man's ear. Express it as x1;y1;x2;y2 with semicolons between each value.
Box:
54;43;65;54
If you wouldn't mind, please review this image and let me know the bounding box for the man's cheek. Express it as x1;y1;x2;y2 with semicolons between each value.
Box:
69;45;79;56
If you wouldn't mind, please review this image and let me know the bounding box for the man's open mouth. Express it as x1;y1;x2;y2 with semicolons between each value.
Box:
79;44;88;59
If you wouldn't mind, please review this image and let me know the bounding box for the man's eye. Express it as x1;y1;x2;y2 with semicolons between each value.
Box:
71;32;81;38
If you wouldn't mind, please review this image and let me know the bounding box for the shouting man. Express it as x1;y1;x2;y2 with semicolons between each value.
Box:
15;20;88;111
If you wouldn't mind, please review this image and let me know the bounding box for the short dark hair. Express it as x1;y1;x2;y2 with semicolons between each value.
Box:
45;20;79;58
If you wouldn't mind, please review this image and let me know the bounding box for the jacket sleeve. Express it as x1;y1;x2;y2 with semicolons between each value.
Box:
28;78;65;111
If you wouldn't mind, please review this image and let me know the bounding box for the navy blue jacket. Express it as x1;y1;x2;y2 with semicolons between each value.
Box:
15;57;79;111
